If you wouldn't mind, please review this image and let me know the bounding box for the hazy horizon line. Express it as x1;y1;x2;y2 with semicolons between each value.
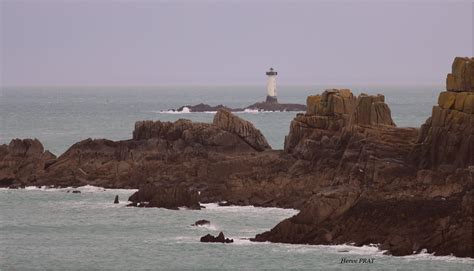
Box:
0;82;445;89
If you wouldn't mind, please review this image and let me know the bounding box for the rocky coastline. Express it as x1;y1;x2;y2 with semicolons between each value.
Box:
0;57;472;257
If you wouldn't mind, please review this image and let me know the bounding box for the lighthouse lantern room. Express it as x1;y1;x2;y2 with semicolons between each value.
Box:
265;67;278;103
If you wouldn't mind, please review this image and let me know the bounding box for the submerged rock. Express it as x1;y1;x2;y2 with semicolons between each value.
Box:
192;219;210;226
200;232;233;243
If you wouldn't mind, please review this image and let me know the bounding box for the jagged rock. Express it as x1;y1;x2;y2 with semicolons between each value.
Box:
446;57;474;92
192;219;210;226
413;89;473;169
200;232;233;243
255;57;473;258
213;109;271;151
285;89;395;156
0;139;56;187
306;89;355;116
128;184;201;210
350;94;395;127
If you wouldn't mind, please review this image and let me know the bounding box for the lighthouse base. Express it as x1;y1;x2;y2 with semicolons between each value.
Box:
265;95;278;104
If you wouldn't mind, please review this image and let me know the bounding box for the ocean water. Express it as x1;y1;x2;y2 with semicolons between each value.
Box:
2;85;472;270
0;85;440;155
0;187;472;270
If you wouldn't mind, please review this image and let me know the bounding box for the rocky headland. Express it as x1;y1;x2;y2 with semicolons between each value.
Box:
0;57;472;257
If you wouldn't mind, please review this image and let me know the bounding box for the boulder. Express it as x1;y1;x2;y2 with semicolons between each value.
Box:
200;232;233;243
213;109;271;151
114;195;119;204
446;57;474;92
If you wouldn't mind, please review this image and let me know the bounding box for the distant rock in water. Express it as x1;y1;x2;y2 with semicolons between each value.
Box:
169;98;306;113
175;103;239;113
200;232;233;243
192;219;210;226
114;195;119;204
72;190;81;194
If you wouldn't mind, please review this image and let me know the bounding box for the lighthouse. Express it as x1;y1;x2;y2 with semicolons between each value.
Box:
265;67;278;103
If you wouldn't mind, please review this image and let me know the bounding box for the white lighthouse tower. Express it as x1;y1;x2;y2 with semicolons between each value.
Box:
265;67;278;103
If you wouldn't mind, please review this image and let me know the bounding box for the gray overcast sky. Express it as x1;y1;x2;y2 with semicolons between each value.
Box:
1;1;473;86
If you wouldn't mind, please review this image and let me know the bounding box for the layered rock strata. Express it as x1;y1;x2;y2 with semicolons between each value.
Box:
253;58;473;257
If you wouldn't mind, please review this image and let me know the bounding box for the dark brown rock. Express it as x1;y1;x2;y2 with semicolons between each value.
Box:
169;98;306;113
114;195;119;204
128;184;201;210
192;219;210;226
213;109;271;151
200;232;233;243
0;138;56;187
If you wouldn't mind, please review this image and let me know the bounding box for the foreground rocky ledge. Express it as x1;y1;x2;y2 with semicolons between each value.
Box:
0;57;472;257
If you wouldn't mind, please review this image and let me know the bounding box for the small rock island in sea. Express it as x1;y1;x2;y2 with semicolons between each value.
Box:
0;57;472;258
169;68;307;112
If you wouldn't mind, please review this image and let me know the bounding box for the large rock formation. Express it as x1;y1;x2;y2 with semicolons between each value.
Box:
253;58;473;258
0;139;56;187
414;89;473;169
213;109;271;151
2;57;472;257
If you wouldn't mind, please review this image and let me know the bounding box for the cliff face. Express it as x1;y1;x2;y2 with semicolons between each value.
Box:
1;57;472;257
0;139;56;187
414;90;473;169
253;58;473;257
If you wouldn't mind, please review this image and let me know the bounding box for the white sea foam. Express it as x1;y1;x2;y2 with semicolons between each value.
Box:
194;223;218;231
201;203;298;214
156;106;192;114
398;249;474;263
153;108;294;114
20;185;137;193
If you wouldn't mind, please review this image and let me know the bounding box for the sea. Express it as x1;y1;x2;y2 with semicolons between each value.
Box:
1;85;473;270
